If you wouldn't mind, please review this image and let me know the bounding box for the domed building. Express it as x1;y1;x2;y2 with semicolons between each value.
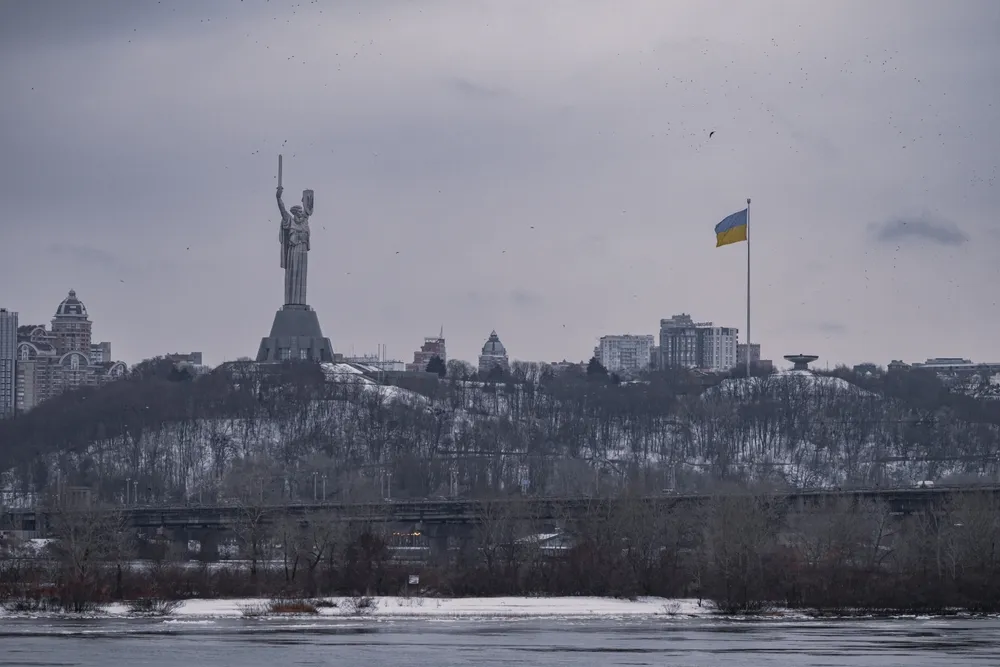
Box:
52;289;92;355
478;330;510;376
15;289;126;412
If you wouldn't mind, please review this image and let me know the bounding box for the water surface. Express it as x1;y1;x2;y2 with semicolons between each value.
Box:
1;617;997;666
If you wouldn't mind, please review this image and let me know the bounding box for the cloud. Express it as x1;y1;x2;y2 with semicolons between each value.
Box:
814;321;847;335
869;216;969;246
449;77;506;100
460;288;542;309
510;289;543;308
47;242;126;268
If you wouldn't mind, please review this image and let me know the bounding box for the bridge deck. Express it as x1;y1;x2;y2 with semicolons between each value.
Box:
6;486;998;530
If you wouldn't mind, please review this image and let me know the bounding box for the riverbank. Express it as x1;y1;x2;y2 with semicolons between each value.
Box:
0;596;757;620
3;596;990;621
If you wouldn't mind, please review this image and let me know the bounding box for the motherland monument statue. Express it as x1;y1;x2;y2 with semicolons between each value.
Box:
256;155;335;363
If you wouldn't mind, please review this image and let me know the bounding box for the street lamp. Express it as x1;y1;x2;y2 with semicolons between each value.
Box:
312;472;318;502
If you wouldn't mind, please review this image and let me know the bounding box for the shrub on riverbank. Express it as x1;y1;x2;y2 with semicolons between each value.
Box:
4;491;1000;616
126;597;182;616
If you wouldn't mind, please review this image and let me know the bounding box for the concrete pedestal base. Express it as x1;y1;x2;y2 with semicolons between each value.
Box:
256;304;334;363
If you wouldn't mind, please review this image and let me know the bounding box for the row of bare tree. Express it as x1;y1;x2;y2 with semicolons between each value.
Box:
3;491;998;614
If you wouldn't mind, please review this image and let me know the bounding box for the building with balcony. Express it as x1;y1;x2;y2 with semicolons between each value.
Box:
597;334;655;374
405;330;447;373
15;290;127;412
658;313;739;372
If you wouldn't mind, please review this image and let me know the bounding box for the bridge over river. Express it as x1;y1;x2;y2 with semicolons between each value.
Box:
5;485;997;562
6;485;998;532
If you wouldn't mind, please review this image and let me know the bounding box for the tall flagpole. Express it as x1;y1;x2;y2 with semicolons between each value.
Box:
746;198;751;378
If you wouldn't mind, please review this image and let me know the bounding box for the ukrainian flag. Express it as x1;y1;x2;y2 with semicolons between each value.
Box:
714;208;748;247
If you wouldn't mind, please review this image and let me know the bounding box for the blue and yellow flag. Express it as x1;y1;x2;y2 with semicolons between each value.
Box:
714;208;748;247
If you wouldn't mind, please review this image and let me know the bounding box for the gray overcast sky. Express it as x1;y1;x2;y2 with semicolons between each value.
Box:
2;0;998;368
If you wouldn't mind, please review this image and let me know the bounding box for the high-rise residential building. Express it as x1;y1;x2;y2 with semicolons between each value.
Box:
737;343;761;367
701;326;738;371
405;329;447;372
659;314;701;368
15;290;127;412
0;308;17;418
89;341;112;365
659;313;739;372
736;342;772;372
50;290;92;355
478;330;510;375
597;334;655;374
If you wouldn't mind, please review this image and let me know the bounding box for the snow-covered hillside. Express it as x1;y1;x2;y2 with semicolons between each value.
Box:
3;363;1000;503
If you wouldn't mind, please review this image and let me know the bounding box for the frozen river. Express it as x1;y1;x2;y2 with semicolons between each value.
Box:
2;617;999;666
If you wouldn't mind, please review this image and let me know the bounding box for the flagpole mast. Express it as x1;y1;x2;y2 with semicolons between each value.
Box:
746;197;751;378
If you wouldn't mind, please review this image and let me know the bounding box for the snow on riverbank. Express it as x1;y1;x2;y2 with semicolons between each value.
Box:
2;597;742;620
178;596;710;619
4;597;981;621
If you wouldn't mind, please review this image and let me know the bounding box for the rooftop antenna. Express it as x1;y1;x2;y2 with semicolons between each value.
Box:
439;324;444;339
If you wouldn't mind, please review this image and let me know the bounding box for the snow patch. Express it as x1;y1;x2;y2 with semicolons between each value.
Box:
2;597;729;620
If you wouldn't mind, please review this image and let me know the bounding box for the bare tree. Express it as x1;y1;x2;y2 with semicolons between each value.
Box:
700;492;783;613
473;499;526;593
103;509;135;600
0;531;46;604
786;497;894;610
342;502;390;595
613;494;688;596
47;505;130;611
944;492;1000;609
274;512;304;588
232;504;270;586
299;511;345;596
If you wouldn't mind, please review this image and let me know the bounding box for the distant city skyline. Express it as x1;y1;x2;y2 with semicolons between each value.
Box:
2;2;997;367
8;287;995;372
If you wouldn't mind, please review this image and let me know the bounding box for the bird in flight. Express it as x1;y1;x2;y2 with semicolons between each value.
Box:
709;131;715;138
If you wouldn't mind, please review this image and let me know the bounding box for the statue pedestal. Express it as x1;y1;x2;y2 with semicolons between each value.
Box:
256;304;334;363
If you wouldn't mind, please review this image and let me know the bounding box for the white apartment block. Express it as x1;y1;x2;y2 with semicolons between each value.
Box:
598;334;655;374
701;326;738;371
658;314;739;372
737;343;761;366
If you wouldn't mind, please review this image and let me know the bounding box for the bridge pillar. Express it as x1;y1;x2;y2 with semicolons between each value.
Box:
419;524;453;565
194;530;220;562
429;534;449;564
426;524;475;564
167;527;192;560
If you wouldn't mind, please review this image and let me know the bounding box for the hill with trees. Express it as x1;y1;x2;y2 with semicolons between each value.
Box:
2;358;999;506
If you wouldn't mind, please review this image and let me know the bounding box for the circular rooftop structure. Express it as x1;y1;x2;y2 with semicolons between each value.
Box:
481;330;507;356
784;354;819;371
55;289;89;319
